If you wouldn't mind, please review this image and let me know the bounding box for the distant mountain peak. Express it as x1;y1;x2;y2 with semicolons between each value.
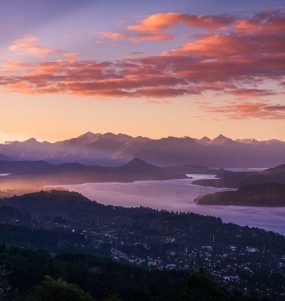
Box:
215;134;228;140
201;136;210;140
71;132;100;144
24;138;38;144
102;132;132;140
210;134;233;145
120;157;159;170
200;136;211;144
128;157;147;164
83;131;95;136
78;132;97;138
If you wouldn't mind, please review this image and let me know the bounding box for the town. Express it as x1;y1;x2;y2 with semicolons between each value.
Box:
1;190;284;300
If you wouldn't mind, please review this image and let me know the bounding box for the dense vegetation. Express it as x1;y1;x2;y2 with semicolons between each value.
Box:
0;190;284;299
0;245;250;301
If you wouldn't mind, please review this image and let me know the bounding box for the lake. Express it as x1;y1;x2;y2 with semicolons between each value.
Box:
54;175;285;236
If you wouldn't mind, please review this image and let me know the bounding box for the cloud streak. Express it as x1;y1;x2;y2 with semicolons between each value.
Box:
96;31;172;42
205;101;285;119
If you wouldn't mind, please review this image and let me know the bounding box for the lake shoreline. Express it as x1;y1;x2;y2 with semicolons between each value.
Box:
48;177;285;236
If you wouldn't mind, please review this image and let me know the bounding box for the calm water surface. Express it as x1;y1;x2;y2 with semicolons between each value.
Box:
54;175;285;236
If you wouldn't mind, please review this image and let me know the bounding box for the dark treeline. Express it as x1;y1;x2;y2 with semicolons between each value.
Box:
0;245;254;301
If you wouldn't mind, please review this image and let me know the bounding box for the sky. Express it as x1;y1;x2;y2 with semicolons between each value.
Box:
0;0;284;142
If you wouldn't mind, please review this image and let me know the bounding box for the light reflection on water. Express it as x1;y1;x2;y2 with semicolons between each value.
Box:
54;176;285;236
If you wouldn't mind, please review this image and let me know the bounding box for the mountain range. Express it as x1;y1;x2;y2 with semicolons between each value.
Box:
1;132;285;167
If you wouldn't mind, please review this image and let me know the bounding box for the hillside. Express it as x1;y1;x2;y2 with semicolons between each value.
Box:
0;190;284;299
195;183;285;206
0;245;237;301
0;160;53;173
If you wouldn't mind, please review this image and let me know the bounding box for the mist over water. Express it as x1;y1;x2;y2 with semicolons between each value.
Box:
55;176;285;236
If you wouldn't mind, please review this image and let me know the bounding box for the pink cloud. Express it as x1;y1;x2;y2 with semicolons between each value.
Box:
97;31;172;42
228;89;277;99
9;35;61;57
26;62;66;76
98;32;130;41
234;19;260;32
0;60;29;74
95;12;235;44
128;13;234;32
234;9;285;33
138;32;172;41
162;34;250;58
205;101;285;119
63;53;81;59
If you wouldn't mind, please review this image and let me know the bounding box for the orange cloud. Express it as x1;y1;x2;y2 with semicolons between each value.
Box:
96;12;234;44
9;35;61;57
63;53;80;59
205;102;285;119
234;19;260;32
4;81;34;94
164;34;249;58
26;62;65;76
0;60;29;74
128;13;234;32
98;31;130;41
97;31;172;42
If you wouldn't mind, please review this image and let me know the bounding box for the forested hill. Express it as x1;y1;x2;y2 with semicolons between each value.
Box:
0;245;250;301
0;190;284;299
1;190;284;249
195;183;285;206
192;164;285;207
